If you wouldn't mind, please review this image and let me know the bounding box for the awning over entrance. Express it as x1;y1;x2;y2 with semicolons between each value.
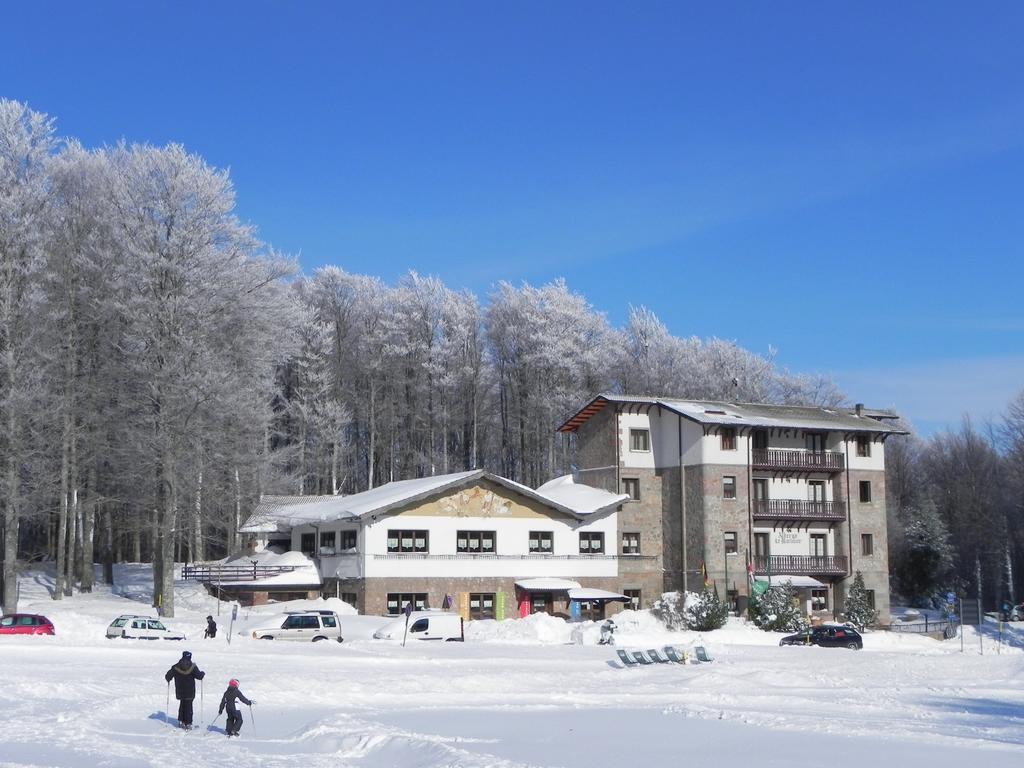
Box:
514;578;582;591
755;575;826;588
567;588;630;602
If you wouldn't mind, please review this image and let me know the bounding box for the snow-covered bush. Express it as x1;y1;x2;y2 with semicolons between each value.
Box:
844;571;878;630
749;585;808;632
651;590;728;631
651;591;688;630
685;590;729;631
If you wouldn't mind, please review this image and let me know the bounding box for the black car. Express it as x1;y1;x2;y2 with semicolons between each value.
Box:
779;625;863;649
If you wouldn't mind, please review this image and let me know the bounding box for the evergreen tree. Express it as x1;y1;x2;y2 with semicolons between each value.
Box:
844;571;878;630
685;589;729;631
892;499;955;604
750;585;808;632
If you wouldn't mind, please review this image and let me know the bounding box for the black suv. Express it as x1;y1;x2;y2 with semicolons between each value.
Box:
779;625;863;649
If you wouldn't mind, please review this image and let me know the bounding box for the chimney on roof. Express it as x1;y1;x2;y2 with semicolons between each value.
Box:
855;403;864;416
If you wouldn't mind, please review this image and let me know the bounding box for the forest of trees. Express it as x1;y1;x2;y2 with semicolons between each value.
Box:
1;99;1022;616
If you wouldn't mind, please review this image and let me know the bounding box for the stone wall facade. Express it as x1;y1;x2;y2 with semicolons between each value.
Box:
838;468;891;623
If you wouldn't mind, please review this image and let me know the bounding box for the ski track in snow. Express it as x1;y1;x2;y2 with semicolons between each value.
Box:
1;565;1023;767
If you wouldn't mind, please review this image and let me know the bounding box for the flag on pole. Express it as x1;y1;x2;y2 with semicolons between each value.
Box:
701;561;710;588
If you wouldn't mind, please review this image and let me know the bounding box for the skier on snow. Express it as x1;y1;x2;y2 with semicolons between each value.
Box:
164;651;206;729
218;678;254;737
204;615;217;639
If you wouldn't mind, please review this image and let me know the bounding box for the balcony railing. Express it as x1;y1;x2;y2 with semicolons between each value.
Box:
753;555;848;576
751;448;844;473
181;564;300;582
752;499;847;522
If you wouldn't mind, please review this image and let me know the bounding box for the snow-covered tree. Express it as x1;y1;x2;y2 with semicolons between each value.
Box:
750;585;808;632
844;571;878;630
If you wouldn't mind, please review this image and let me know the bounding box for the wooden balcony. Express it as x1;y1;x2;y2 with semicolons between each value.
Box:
181;564;301;582
753;555;848;576
752;499;847;522
751;448;844;473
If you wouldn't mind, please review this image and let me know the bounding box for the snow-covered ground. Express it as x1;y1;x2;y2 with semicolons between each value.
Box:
2;565;1023;768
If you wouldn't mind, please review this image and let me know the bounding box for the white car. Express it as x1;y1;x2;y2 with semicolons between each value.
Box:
248;611;344;642
107;615;186;641
373;611;464;641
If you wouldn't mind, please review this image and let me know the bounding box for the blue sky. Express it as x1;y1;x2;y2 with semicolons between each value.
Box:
4;2;1022;434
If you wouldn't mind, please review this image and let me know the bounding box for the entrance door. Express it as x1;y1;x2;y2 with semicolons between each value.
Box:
530;592;553;615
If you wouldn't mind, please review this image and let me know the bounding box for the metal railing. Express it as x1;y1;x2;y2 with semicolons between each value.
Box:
888;618;957;637
372;553;655;561
181;564;300;581
753;554;848;576
751;448;845;473
752;499;847;521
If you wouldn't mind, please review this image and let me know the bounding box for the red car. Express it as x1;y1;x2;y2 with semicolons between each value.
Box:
0;614;55;635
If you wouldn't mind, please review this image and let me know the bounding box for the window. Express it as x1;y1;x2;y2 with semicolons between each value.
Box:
856;434;871;457
322;615;337;628
805;433;825;452
529;531;553;553
629;428;650;452
754;532;770;558
623;589;641;609
579;531;605;554
340;592;358;608
753;478;768;501
726;589;738;613
386;592;428;614
622;477;640;501
622;532;641;555
808;480;825;502
319;531;336;551
300;533;315;555
861;533;874;556
865;589;876;610
724;531;738;555
811;533;827;556
723;475;737;499
457;530;496;554
340;530;357;550
387;529;429;553
859;481;872;503
720;427;737;451
811;589;828;611
469;593;495;620
752;429;768;450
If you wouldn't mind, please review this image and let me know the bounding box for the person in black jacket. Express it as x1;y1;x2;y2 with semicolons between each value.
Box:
164;651;206;729
204;616;217;639
218;678;254;737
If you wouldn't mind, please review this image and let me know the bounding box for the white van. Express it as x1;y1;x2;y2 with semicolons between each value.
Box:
372;611;464;641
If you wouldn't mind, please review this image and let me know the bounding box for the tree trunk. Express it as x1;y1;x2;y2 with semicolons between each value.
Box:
192;465;203;562
101;503;113;585
1;463;19;613
80;462;96;592
367;380;376;489
54;420;70;600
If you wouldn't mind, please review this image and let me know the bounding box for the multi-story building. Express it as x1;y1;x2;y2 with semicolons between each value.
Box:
558;394;906;624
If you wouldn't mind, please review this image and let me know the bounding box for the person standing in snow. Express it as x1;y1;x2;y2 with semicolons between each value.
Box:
218;678;254;737
164;651;206;729
204;616;217;639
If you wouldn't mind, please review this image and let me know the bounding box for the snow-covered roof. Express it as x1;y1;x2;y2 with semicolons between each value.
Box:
756;575;826;589
515;578;582;591
536;475;630;515
559;393;908;435
241;470;627;534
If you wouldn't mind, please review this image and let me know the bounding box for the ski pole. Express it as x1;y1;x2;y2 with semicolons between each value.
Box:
248;703;255;732
166;682;170;720
200;679;204;723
